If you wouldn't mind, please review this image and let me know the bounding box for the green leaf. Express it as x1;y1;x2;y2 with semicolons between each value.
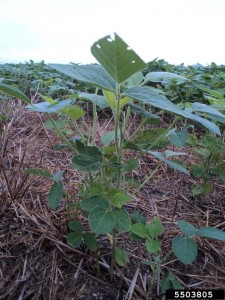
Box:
62;105;86;120
24;168;53;179
71;144;102;172
131;211;146;225
120;96;132;108
149;151;190;175
146;217;164;239
125;86;186;116
115;247;129;267
102;131;115;146
190;164;203;178
134;128;170;150
111;192;130;209
145;239;161;254
164;150;187;158
177;220;197;237
192;184;205;195
26;99;72;113
49;63;116;91
103;89;117;110
125;87;221;135
83;232;98;251
68;220;83;233
196;227;225;241
123;158;140;172
128;103;161;120
0;82;31;104
145;72;188;84
126;71;144;87
79;92;109;109
192;102;225;123
88;207;115;234
80;196;109;212
91;33;146;84
172;236;197;265
131;223;149;238
167;272;183;289
53;170;64;182
89;183;105;196
39;94;56;104
164;160;189;175
48;181;63;209
167;127;188;147
67;232;83;248
111;207;131;232
162;272;183;290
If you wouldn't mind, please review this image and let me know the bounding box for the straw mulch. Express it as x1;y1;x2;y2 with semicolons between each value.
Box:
0;101;225;300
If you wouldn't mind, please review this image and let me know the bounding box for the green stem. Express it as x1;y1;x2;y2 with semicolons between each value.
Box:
131;162;161;196
115;83;122;188
91;88;98;146
91;103;97;145
47;113;77;154
74;121;85;142
145;116;179;152
128;116;148;141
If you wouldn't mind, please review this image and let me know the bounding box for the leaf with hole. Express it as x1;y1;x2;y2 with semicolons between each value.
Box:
91;33;146;83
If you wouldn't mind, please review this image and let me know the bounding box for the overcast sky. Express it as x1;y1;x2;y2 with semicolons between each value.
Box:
1;0;225;66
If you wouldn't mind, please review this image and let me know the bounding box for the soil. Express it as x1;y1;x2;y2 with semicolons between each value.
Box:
1;101;225;300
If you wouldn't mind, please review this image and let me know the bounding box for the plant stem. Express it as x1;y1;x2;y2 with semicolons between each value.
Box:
115;83;122;188
110;229;116;282
91;88;98;145
128;116;148;141
131;162;161;196
47;113;78;154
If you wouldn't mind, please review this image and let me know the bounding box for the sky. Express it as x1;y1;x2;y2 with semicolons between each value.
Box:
1;0;225;66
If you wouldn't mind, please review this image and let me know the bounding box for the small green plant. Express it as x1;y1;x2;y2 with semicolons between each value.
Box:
2;33;225;294
131;216;165;296
188;134;225;195
173;220;225;264
23;33;225;278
